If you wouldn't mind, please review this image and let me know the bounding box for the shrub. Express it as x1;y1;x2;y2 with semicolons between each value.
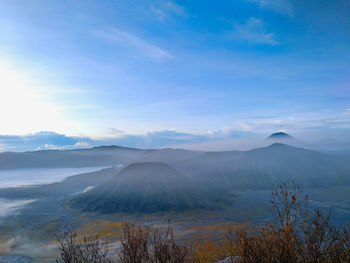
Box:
151;223;189;263
56;233;112;263
56;223;188;263
228;184;350;263
118;223;151;263
119;222;188;263
56;184;350;262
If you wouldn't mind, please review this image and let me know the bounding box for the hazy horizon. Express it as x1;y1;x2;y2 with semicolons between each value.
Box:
1;129;350;152
0;0;349;150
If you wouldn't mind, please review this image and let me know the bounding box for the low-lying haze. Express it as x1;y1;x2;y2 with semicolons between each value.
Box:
0;167;108;188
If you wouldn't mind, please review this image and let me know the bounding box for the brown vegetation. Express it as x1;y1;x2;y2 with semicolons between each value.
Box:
56;184;350;262
118;222;189;262
228;184;350;263
56;233;112;263
56;222;188;263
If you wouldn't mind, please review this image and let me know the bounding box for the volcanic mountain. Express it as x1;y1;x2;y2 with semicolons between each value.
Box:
266;132;294;140
177;143;350;190
69;162;225;213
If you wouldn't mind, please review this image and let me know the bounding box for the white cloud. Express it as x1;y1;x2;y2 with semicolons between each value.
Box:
73;141;90;148
240;122;253;131
0;199;36;218
247;0;294;16
152;6;167;21
94;28;172;61
152;1;187;21
74;186;95;195
230;17;278;45
239;119;287;133
237;110;350;136
163;1;187;17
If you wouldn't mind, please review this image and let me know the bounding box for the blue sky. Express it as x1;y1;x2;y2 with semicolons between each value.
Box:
0;0;349;151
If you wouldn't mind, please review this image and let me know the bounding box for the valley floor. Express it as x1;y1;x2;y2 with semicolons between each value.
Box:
0;187;349;262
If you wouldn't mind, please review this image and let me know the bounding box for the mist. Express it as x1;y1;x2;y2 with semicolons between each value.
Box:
0;199;36;218
0;167;108;188
170;136;350;155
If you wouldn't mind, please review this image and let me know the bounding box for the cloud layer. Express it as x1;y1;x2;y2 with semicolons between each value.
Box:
0;130;254;152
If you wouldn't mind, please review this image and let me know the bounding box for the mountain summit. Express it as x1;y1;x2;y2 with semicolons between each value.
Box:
266;132;294;140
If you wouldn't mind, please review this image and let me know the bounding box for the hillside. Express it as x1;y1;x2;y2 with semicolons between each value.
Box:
0;146;144;169
177;143;350;190
69;162;226;213
134;148;203;164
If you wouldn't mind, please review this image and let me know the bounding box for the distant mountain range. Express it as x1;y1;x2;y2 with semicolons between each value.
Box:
0;146;145;169
69;143;350;213
177;143;350;190
1;140;350;214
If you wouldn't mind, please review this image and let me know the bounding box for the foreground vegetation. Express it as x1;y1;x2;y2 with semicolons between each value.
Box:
56;185;350;262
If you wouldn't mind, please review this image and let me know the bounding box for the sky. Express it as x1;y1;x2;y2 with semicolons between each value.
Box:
0;0;349;151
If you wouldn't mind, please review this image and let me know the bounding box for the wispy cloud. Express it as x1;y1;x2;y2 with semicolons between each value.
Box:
238;109;350;136
247;0;294;16
93;28;172;61
230;17;278;45
152;1;187;21
0;199;36;218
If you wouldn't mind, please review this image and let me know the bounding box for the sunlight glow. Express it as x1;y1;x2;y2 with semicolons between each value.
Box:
0;61;72;135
